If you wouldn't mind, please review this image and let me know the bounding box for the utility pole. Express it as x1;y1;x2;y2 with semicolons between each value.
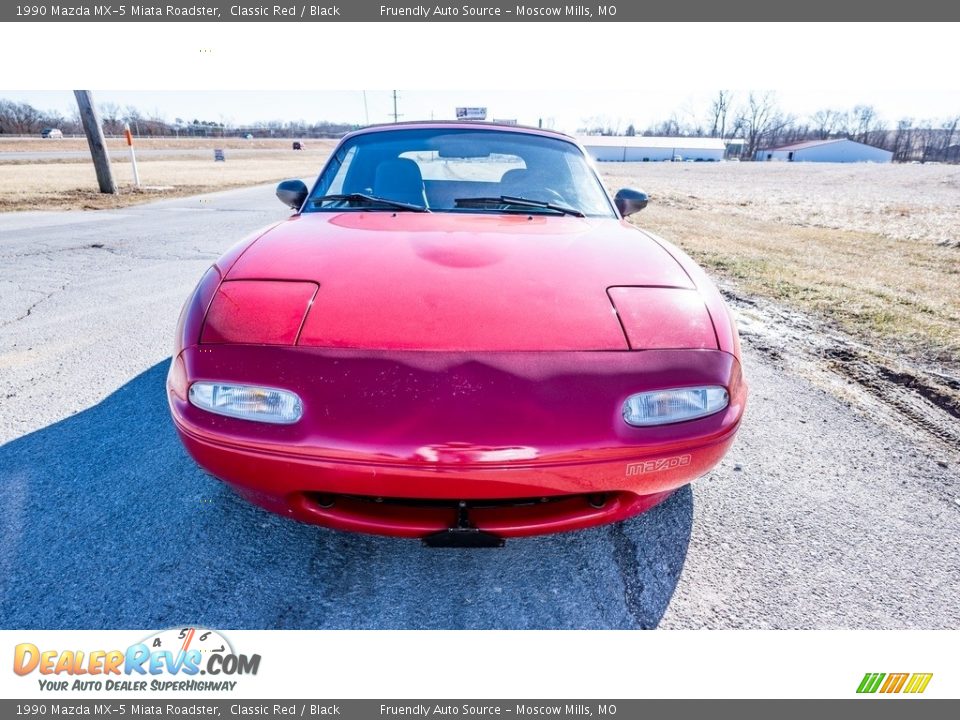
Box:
73;90;117;194
391;90;401;123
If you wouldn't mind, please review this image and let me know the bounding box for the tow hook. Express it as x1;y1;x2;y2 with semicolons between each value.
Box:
422;501;505;548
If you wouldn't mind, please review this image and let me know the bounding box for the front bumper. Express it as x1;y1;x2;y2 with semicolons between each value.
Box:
168;345;745;537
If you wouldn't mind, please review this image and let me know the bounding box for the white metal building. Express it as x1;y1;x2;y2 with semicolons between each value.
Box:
756;138;893;163
578;136;726;162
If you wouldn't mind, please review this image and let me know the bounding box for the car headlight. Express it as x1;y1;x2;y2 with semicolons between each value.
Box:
622;386;728;427
188;382;303;424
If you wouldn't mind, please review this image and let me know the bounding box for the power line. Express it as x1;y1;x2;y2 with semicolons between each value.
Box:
391;90;402;123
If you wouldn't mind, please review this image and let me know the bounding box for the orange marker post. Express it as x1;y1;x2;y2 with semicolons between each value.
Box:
124;122;141;188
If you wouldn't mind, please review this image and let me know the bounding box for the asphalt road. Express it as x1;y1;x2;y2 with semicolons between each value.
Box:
1;184;957;629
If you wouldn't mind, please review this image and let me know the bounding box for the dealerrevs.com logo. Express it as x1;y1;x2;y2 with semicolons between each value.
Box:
13;627;261;692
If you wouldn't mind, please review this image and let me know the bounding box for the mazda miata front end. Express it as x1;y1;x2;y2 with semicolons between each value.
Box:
167;123;746;545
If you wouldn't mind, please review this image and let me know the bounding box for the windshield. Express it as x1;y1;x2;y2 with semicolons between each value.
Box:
304;127;615;218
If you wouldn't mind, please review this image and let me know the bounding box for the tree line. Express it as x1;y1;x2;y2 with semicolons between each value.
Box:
0;98;358;139
580;91;960;163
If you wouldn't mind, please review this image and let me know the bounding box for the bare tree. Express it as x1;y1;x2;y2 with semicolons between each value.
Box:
577;115;620;136
124;105;144;136
892;118;912;161
675;100;704;136
851;105;884;144
939;115;959;159
0;99;44;134
708;90;733;139
738;91;792;160
645;114;683;137
42;110;65;130
811;108;844;139
914;120;937;161
98;101;122;134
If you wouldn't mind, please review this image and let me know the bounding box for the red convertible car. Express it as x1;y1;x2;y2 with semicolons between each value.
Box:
167;122;746;546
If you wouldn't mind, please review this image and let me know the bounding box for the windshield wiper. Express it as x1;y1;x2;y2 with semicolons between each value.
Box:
311;193;429;213
453;195;585;217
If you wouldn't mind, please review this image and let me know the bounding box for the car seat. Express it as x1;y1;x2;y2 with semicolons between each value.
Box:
499;168;529;195
373;158;428;207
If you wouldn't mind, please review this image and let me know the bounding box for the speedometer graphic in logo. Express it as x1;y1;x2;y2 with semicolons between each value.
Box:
141;627;234;659
132;626;260;679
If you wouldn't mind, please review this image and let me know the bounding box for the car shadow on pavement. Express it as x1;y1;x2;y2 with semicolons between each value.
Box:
0;361;692;630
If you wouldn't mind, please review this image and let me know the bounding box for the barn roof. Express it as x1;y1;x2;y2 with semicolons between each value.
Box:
764;138;892;153
577;135;726;150
764;138;847;152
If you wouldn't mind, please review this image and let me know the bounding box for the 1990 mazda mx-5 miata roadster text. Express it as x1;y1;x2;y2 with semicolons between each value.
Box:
167;122;746;546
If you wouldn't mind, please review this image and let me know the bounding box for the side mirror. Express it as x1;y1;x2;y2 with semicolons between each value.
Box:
276;179;308;210
614;188;649;217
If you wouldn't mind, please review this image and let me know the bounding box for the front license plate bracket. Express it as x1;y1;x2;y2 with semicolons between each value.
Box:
422;527;505;548
421;501;505;548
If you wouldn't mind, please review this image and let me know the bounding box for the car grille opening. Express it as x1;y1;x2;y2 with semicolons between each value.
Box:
296;490;630;538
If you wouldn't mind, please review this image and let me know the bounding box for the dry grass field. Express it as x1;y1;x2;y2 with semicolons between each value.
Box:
603;162;960;246
0;141;335;211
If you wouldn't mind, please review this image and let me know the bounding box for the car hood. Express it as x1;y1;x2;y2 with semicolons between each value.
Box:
224;212;702;351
